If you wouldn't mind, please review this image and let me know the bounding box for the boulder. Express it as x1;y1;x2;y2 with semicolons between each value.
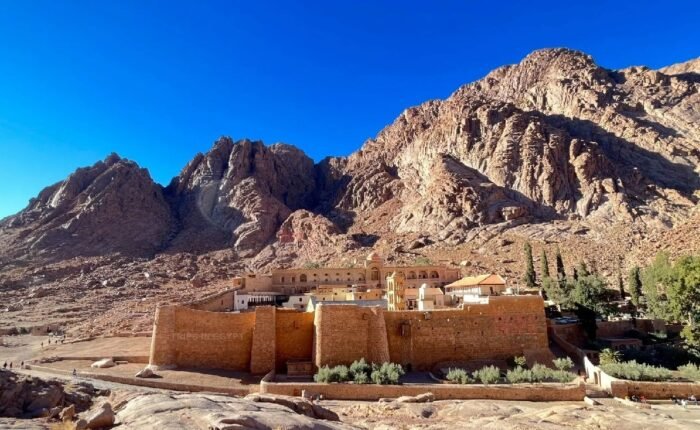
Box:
90;358;115;369
395;392;435;403
60;404;76;421
75;418;88;430
135;367;156;378
244;393;338;420
83;402;115;429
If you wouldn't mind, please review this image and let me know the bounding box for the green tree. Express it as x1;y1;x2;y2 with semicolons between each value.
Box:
641;252;674;320
555;247;566;283
541;250;550;279
628;266;642;308
542;276;570;308
523;242;536;288
641;253;700;354
667;256;700;326
570;273;613;316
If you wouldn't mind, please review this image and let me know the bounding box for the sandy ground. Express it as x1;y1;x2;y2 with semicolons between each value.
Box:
0;334;150;364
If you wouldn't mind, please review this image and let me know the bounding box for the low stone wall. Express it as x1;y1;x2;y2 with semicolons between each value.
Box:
595;366;700;399
260;379;585;401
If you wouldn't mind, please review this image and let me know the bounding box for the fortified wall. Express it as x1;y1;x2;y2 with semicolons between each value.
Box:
149;296;548;373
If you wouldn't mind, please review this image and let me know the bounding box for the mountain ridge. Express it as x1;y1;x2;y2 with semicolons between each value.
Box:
1;48;699;334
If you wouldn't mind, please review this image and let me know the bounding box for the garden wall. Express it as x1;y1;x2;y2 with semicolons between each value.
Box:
260;376;585;401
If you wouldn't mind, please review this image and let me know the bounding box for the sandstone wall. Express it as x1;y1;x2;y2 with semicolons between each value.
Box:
275;311;315;372
596;319;665;338
313;305;390;367
188;289;237;312
250;307;276;374
149;305;256;371
312;296;547;370
150;296;549;374
383;296;548;370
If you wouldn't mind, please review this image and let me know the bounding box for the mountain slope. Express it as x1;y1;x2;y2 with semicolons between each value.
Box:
1;48;699;335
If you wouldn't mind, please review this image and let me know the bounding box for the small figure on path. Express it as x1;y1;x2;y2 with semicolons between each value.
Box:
20;361;24;368
2;362;6;369
72;369;77;377
9;362;12;369
40;342;43;348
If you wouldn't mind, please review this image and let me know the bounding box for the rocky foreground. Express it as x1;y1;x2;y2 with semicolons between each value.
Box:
2;370;700;429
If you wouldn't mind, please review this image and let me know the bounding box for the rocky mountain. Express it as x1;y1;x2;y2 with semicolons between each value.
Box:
0;48;699;335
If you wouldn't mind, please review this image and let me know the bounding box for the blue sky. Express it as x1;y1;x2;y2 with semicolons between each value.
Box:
0;1;698;218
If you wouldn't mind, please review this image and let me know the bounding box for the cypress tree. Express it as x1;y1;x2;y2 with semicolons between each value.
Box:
555;247;566;282
524;242;536;288
628;266;642;307
541;250;550;279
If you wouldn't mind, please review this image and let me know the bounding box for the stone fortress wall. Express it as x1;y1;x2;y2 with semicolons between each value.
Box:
149;296;549;374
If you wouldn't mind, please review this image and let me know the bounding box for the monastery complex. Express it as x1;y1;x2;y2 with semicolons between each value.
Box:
148;253;551;376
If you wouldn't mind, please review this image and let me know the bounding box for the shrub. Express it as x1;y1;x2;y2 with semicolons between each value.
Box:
513;356;527;368
506;363;576;384
353;371;370;384
551;370;578;383
599;348;622;365
314;365;350;383
506;366;534;383
370;362;405;385
446;368;471;384
552;357;574;371
678;363;700;381
600;361;673;381
349;358;371;379
472;365;501;384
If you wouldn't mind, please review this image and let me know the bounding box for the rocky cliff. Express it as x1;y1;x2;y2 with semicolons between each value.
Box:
0;48;699;335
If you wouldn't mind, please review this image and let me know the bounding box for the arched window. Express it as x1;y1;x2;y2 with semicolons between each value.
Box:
430;271;439;279
419;271;427;279
281;276;285;283
371;268;380;281
300;274;307;283
408;271;416;279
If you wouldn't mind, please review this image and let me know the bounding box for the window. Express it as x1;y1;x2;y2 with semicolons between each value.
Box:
300;274;307;283
430;271;439;279
371;268;380;281
419;271;427;279
408;271;416;279
281;276;285;283
291;276;296;283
